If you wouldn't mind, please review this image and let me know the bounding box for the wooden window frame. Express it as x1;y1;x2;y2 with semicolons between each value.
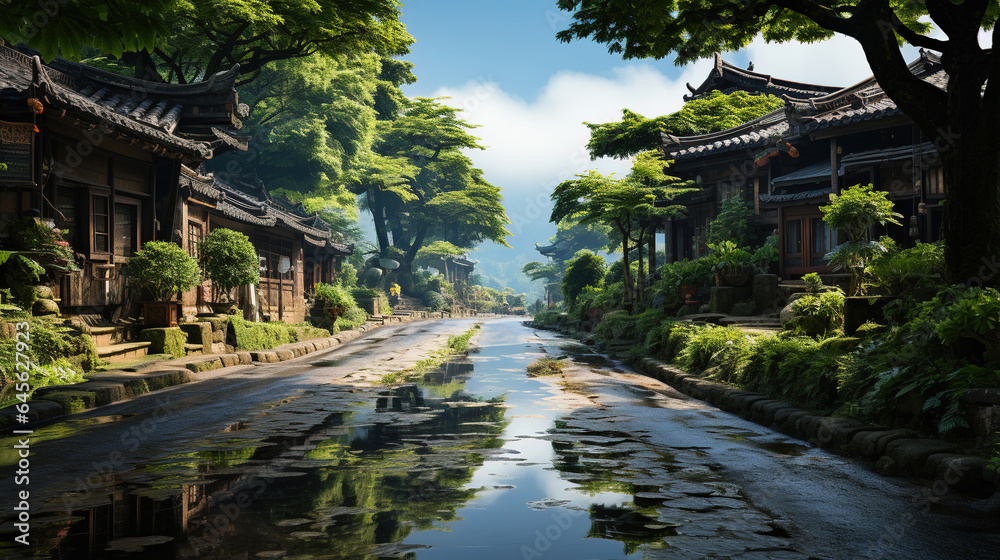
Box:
187;220;204;258
113;196;141;260
781;205;835;278
91;191;111;261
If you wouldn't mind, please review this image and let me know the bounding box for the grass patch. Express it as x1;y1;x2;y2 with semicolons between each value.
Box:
526;357;567;377
379;324;481;385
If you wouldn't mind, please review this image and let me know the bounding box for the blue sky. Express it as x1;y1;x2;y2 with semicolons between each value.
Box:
401;0;688;102
391;1;915;291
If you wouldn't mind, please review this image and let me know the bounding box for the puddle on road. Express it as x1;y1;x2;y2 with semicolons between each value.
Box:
0;322;811;560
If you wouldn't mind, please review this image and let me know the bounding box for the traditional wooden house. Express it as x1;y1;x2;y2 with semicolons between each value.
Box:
0;40;247;316
660;51;946;279
178;166;353;323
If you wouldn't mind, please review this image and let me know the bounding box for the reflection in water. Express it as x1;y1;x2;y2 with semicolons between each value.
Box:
0;322;808;560
1;358;506;559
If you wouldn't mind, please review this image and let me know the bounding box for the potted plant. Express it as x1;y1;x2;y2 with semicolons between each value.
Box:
197;228;260;314
709;241;757;286
122;241;201;327
673;259;710;301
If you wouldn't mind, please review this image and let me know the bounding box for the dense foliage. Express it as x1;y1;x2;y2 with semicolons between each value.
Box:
821;184;902;296
198;228;260;300
584;91;784;160
561;251;606;308
122;241;201;302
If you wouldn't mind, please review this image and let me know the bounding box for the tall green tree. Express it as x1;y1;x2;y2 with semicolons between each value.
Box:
145;0;412;85
354;98;511;278
0;1;173;60
586;91;784;160
555;0;1000;286
551;151;693;305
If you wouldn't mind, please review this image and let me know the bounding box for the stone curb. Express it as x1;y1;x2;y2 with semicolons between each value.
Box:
544;325;996;498
0;314;431;433
635;355;998;497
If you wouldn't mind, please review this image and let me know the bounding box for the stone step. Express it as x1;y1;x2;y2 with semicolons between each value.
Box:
719;315;782;326
96;341;152;364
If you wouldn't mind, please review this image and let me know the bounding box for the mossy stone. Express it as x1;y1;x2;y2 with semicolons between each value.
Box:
140;327;188;358
33;298;60;316
179;322;213;354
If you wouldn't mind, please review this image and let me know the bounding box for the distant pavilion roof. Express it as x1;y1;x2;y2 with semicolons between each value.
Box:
535;240;574;260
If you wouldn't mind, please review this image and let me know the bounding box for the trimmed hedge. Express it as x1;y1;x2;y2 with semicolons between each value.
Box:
229;315;330;351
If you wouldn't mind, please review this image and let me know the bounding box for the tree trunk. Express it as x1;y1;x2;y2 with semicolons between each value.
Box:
367;191;390;255
940;142;1000;288
635;227;647;306
621;237;632;305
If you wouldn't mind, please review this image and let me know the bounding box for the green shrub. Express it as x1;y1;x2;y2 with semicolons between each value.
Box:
141;327;188;358
122;241;201;301
802;272;823;294
676;326;755;382
737;335;845;412
315;282;357;312
336;262;358;288
788;290;845;338
447;325;480;353
229;315;294;351
908;285;1000;368
604;258;639;286
335;307;369;331
820;184;902;296
532;310;562;325
648;321;707;361
562;250;606;307
288;323;331;341
594;310;640;341
707;196;755;247
708;240;757;276
198;228;259;299
0;312;92;404
753;234;779;269
527;357;566;376
570;285;605;321
350;287;390;313
866;241;945;299
422;291;446;311
837;323;984;434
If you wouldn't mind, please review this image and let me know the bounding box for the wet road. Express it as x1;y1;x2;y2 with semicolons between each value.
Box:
1;318;998;559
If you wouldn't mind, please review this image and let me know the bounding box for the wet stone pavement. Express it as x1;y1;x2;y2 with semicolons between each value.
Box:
1;318;998;559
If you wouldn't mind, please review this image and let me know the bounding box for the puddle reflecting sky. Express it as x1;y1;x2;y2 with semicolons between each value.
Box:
0;322;802;560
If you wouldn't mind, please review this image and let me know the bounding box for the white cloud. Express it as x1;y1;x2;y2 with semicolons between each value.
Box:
743;33;925;88
430;60;713;196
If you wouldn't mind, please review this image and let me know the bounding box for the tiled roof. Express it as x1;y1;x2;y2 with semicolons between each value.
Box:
771;161;832;188
684;53;843;101
0;41;246;160
535;240;573;259
662;108;789;161
663;51;946;163
839;142;937;170
759;187;832;205
179;165;353;250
